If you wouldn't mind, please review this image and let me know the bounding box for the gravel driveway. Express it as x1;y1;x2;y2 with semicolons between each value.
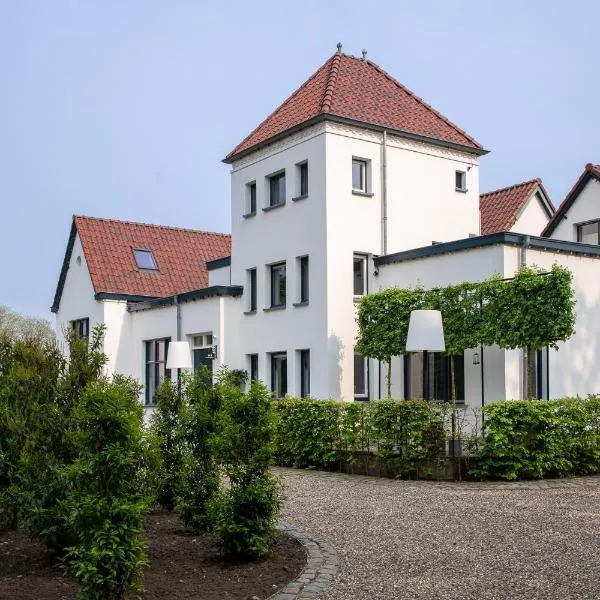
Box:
276;468;600;600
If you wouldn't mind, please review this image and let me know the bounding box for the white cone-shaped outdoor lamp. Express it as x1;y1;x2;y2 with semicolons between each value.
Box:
405;310;445;352
166;341;192;370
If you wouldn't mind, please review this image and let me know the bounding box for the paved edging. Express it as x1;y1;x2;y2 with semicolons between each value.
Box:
268;522;340;600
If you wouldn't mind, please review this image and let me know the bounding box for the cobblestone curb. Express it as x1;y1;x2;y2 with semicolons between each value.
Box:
267;522;340;600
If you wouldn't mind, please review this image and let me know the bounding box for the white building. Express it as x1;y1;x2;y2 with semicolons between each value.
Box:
52;49;600;411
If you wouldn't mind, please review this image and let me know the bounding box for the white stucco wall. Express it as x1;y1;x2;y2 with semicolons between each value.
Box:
55;233;104;353
550;178;600;241
511;192;552;236
208;265;231;286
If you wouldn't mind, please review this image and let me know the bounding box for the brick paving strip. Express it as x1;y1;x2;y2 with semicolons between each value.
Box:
267;522;340;600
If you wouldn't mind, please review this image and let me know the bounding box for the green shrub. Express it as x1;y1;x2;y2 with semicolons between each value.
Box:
62;376;154;600
178;370;222;532
210;379;282;559
469;396;600;480
150;378;186;511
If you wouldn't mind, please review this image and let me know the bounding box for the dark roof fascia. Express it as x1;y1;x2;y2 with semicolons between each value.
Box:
375;232;600;267
206;256;231;270
51;219;78;313
95;293;160;303
127;285;243;312
542;169;600;236
223;113;488;164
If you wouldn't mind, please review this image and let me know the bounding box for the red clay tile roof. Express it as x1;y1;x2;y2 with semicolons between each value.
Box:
54;216;231;309
480;179;554;235
542;163;600;236
225;52;483;161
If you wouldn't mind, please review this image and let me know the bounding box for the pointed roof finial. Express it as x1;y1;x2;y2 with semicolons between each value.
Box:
336;42;342;53
362;49;368;61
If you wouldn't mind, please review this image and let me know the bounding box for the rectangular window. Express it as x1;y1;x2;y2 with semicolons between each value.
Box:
576;220;600;244
145;338;170;405
299;349;310;398
352;158;367;192
249;354;259;381
247;181;257;215
71;317;90;340
299;255;309;303
404;352;465;403
298;162;308;197
353;254;367;296
354;354;368;399
269;171;286;207
247;268;257;311
270;262;286;307
191;334;214;380
271;352;287;398
133;248;158;270
455;170;467;192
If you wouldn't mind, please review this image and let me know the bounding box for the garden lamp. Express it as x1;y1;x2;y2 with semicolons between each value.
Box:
405;310;445;352
166;341;192;370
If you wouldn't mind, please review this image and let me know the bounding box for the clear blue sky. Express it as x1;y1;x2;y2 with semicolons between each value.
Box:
1;1;598;319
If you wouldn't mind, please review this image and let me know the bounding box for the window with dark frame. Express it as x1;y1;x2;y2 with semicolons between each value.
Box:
249;354;259;382
299;162;308;196
299;256;309;303
455;170;467;192
248;268;257;311
71;317;89;340
352;159;367;192
353;254;367;296
248;182;257;214
271;352;287;398
270;262;286;307
354;353;368;399
299;349;310;398
133;248;158;270
576;220;600;244
404;352;465;403
269;171;286;207
145;338;170;405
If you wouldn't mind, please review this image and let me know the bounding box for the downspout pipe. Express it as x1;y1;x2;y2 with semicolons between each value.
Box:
381;129;388;256
520;236;530;399
175;295;181;341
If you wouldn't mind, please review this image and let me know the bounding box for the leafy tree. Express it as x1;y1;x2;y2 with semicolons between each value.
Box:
0;305;55;343
356;288;423;397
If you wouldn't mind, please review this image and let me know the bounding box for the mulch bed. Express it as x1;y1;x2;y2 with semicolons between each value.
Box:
0;514;306;599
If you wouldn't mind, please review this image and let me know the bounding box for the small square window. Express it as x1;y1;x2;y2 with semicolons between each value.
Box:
133;249;158;270
268;172;286;207
352;159;368;192
455;171;467;192
71;318;89;340
576;221;600;245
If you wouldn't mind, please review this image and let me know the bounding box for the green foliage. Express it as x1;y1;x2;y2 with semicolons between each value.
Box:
469;396;600;480
210;379;283;559
62;377;154;600
0;304;56;343
272;398;447;478
178;369;222;532
150;378;186;511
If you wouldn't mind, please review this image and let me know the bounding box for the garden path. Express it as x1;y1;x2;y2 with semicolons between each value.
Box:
276;468;600;600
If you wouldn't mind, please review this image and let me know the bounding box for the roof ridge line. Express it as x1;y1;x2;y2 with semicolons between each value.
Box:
363;58;483;149
480;178;541;197
321;51;342;113
74;215;231;238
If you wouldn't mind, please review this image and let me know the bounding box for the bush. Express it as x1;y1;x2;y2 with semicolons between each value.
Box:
150;378;186;511
62;376;155;600
469;396;600;480
210;379;282;559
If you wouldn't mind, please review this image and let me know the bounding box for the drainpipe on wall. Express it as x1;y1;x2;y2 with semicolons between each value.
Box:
381;129;388;256
520;236;530;399
175;295;181;341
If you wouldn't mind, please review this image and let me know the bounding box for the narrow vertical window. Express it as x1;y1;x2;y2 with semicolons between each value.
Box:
299;256;309;303
269;171;286;207
299;162;308;197
455;170;467;192
249;354;259;381
299;349;310;398
271;352;288;398
270;262;286;308
354;354;368;400
247;268;257;312
247;181;257;215
352;158;367;192
353;254;367;296
192;334;214;382
145;338;171;405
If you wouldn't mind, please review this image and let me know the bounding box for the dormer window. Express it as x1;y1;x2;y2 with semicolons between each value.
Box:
133;249;158;270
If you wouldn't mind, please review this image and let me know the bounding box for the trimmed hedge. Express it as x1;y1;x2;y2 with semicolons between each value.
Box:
469;396;600;480
272;399;447;478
